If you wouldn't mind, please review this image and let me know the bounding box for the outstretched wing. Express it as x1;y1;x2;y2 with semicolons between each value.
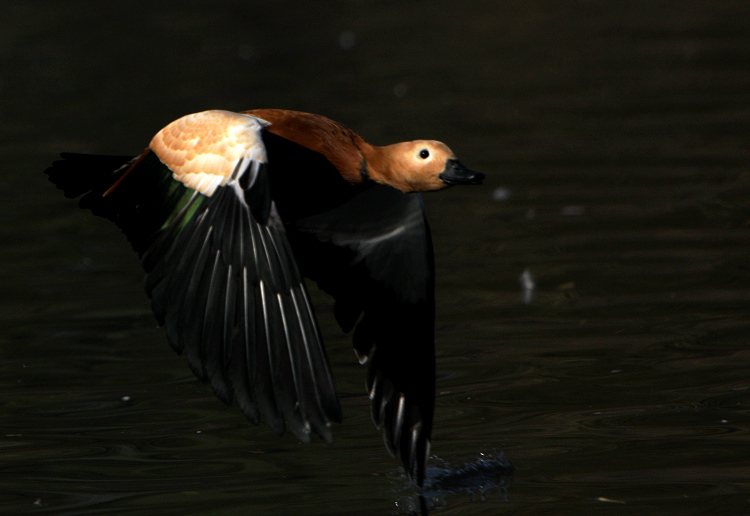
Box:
45;110;341;443
264;131;436;486
292;188;435;486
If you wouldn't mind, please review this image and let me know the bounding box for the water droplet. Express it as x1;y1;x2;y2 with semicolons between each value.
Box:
338;31;356;50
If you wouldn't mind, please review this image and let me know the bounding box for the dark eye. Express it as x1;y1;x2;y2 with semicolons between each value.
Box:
419;149;430;159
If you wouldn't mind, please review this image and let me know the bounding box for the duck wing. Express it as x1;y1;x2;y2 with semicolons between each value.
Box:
264;131;436;486
45;110;342;444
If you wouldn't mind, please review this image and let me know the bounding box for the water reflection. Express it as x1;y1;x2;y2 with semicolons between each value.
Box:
393;453;513;514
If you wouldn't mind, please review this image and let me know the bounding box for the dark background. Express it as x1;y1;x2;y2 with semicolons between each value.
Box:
2;1;750;514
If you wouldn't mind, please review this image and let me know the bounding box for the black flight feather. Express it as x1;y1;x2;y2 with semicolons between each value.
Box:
45;148;341;446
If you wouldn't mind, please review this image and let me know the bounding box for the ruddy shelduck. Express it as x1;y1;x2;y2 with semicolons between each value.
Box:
46;109;483;486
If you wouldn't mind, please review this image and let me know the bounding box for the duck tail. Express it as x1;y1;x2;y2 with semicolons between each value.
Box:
45;151;188;257
45;152;136;201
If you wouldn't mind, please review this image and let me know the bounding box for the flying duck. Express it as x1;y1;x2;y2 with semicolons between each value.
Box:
45;109;483;486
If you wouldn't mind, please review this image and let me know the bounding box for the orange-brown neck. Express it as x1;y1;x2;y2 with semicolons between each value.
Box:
243;109;371;185
358;143;412;191
242;109;442;193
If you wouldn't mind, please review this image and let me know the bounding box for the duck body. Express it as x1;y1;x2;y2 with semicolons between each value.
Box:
46;109;483;486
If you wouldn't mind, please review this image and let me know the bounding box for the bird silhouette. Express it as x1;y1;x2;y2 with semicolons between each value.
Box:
45;109;483;486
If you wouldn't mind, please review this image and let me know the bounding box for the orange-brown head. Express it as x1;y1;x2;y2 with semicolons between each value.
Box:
364;140;484;193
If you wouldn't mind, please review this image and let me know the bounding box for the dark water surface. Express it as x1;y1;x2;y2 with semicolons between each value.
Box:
3;1;750;514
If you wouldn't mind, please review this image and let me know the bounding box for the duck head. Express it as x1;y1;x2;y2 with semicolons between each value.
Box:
368;140;484;193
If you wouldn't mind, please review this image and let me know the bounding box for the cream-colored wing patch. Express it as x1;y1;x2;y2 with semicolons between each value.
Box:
150;110;268;197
